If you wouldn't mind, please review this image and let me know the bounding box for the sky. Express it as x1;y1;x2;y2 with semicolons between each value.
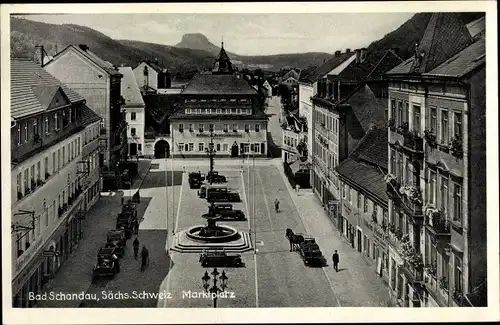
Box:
18;13;415;55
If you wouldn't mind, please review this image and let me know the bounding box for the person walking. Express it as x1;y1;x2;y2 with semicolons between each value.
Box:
133;237;140;259
112;253;120;273
332;250;340;272
295;184;300;194
274;199;280;213
133;219;139;235
141;246;149;271
121;196;124;205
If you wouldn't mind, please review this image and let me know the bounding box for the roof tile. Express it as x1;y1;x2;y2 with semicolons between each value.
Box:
299;52;354;83
181;74;258;95
11;59;85;119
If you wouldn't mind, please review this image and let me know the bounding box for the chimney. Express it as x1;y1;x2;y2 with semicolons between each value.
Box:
346;48;351;53
34;45;44;67
355;49;361;63
78;44;89;52
360;48;367;63
334;50;341;56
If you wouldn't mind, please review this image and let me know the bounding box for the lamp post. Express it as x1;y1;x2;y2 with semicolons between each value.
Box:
205;131;215;184
202;268;228;308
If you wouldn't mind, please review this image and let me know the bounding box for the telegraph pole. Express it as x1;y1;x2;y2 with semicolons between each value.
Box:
164;148;169;253
252;146;256;252
171;134;175;235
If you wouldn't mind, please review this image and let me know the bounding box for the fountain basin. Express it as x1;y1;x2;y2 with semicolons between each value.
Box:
186;224;240;243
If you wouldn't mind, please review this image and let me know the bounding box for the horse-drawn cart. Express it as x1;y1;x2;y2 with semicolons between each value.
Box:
285;228;324;266
92;248;119;281
297;238;324;266
199;249;243;267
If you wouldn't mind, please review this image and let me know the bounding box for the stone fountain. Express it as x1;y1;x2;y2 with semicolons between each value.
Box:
171;203;252;253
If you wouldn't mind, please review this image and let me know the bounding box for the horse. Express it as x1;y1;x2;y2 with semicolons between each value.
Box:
285;228;305;252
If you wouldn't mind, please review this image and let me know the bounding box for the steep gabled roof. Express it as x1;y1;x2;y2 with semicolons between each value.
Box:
413;13;473;73
50;45;122;77
423;38;485;78
81;104;102;126
181;74;257;95
143;60;165;73
330;49;404;82
336;126;389;204
300;52;354;83
143;94;183;124
11;59;85;119
118;66;145;108
299;65;318;82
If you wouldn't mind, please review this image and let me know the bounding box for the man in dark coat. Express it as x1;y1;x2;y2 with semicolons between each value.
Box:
332;250;339;272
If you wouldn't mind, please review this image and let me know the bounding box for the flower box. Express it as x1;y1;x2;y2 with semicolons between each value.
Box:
449;136;463;159
396;122;409;135
388;118;396;131
424;129;437;149
403;131;423;151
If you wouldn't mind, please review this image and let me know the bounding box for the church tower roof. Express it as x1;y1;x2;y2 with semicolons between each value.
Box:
212;42;233;74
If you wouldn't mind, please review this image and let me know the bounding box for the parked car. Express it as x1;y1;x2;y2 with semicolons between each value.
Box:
213;203;246;220
206;187;240;203
198;184;228;199
206;171;227;183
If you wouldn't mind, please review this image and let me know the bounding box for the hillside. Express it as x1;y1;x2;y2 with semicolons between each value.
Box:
11;13;484;74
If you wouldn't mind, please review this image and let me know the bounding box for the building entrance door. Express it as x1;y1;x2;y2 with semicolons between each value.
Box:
129;143;137;156
154;140;170;158
231;143;239;157
357;229;363;252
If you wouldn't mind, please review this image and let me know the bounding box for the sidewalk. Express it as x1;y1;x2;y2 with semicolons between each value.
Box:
275;163;391;307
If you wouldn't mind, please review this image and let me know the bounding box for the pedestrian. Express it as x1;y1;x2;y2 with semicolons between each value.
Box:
133;219;139;234
141;246;149;271
121;196;124;205
133;237;140;259
332;250;340;272
112;253;120;273
295;184;300;194
274;199;280;213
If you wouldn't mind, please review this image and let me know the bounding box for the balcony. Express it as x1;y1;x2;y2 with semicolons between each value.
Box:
425;208;451;238
387;226;404;251
403;131;423;153
402;261;424;283
399;184;424;218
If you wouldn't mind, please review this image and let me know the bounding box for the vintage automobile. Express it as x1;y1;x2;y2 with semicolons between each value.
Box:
116;212;134;239
189;171;205;182
206;171;227;183
297;237;324;266
206;187;241;203
198;184;228;199
91;248;119;281
105;229;127;257
213;203;246;220
199;249;243;267
189;177;203;189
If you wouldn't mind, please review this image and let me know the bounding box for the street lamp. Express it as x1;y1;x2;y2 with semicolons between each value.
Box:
201;268;228;308
205;131;215;184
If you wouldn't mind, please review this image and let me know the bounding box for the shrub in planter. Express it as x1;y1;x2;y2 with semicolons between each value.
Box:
17;192;23;200
45;172;51;179
439;277;449;291
388;118;396;131
397;122;409;134
424;129;437;148
449;135;463;159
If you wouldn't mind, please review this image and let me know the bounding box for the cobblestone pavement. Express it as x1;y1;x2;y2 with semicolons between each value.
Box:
36;160;174;308
274;163;392;307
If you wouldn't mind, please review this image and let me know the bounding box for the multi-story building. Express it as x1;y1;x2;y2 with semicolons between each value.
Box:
118;66;146;158
43;44;128;170
384;13;486;307
309;48;400;222
10;59;101;307
336;127;390;282
133;59;171;93
169;43;268;158
298;50;355;163
281;113;307;163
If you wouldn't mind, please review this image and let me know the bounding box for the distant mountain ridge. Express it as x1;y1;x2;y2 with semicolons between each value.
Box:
10;13;484;75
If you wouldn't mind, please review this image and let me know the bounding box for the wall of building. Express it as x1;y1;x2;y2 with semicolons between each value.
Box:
133;62;158;90
170;119;268;157
11;131;83;293
123;107;145;157
44;49;112;164
298;83;314;155
466;66;486;298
